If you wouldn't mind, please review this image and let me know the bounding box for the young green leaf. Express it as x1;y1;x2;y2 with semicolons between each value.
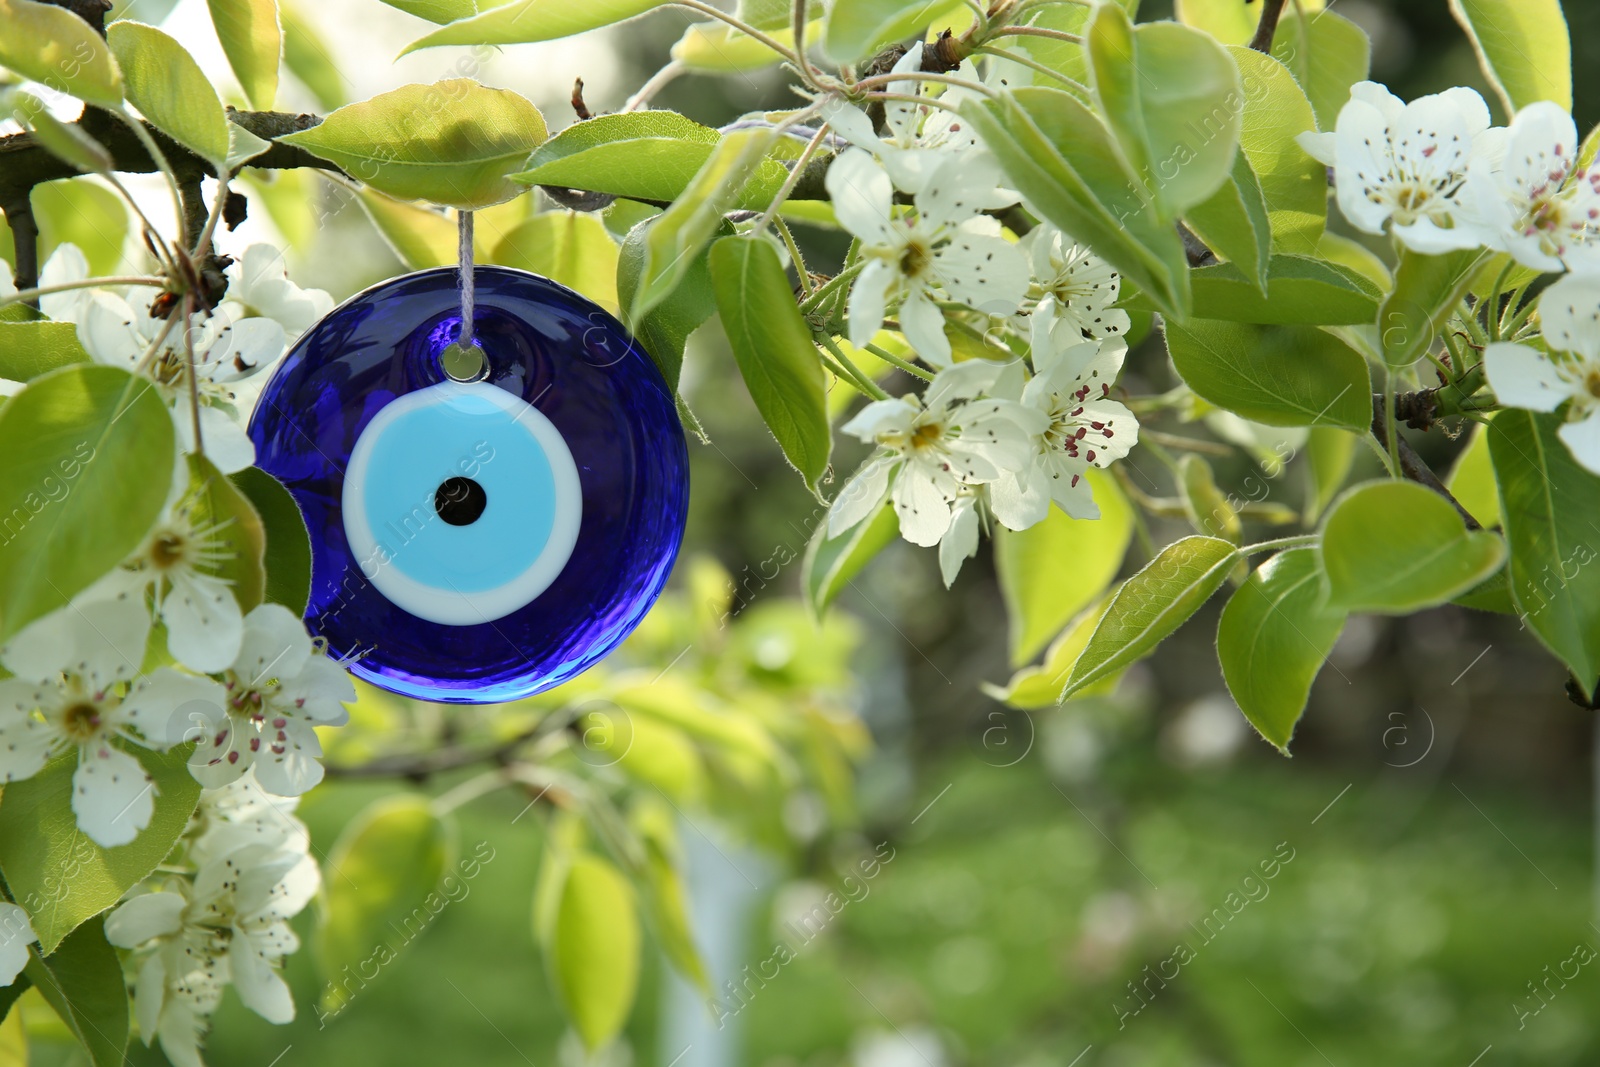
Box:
547;852;641;1051
356;189;464;270
1184;151;1273;295
24;915;127;1067
996;471;1133;666
1230;46;1325;256
1303;426;1356;525
1448;0;1571;116
1087;3;1243;220
207;0;281;110
631;800;708;991
1379;247;1488;371
1125;255;1382;325
317;795;452;1014
1178;454;1241;544
0;366;175;643
633;128;774;320
281;80;548;210
374;0;475;23
493;212;620;314
5;91;112;174
402;0;660;53
230;466;311;613
672;19;820;73
1489;410;1600;699
709;236;830;493
188;453;265;615
0;321;89;383
1217;548;1347;752
961;88;1191;318
280;0;344;110
0;0;122;108
0;746;200;954
984;0;1137;90
1061;535;1239;699
823;0;969;64
1446;420;1501;529
803;503;898;620
512;111;791;212
1163;320;1372;429
615;217;722;392
1173;0;1259;44
1272;9;1371;129
1320;480;1506;614
107;21;231;167
35;179;130;277
983;596;1119;708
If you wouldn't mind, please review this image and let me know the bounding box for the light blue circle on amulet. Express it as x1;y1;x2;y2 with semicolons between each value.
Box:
341;381;582;625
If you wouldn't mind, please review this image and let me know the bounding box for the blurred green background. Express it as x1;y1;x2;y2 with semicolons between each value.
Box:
20;0;1600;1064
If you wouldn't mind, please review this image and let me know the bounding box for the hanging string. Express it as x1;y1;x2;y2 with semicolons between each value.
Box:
457;208;476;351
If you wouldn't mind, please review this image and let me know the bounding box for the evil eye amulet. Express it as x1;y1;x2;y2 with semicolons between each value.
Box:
248;267;689;703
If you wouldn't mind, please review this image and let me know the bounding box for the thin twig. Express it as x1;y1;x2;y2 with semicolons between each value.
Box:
1248;0;1289;53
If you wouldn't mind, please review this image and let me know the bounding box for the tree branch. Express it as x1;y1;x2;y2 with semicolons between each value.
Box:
1369;395;1481;530
1248;0;1289;53
323;721;545;781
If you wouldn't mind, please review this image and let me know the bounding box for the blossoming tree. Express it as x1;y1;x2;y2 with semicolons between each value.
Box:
0;0;1590;1061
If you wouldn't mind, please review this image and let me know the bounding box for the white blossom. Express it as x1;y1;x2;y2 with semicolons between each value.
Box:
830;360;1046;547
0;598;223;846
187;604;353;797
223;244;334;340
1021;224;1130;350
992;339;1138;524
1462;100;1600;274
1298;82;1499;253
827;149;1029;367
0;904;37;988
820;44;990;196
938;488;982;586
1485;272;1600;473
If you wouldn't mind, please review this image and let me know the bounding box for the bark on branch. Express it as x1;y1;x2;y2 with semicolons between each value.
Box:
1369;395;1482;530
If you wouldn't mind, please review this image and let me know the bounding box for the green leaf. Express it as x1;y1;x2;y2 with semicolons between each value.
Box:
803;503;898;620
0;365;175;642
984;595;1119;708
376;0;474;24
0;322;89;382
280;0;344;110
107;21;230;167
24;915;127;1067
356;189;462;269
0;746;200;954
996;470;1133;665
962;88;1190;318
1217;548;1346;752
1061;535;1238;699
493;212;619;314
1379;247;1487;371
1185;150;1272;295
0;0;123;108
1163;319;1372;429
1272;9;1371;129
1320;480;1506;614
547;852;641;1050
1316;231;1391;291
985;0;1138;91
1446;420;1501;529
1230;45;1325;255
822;0;970;64
709;236;830;493
188;453;265;614
615;218;720;393
632;802;707;991
1178;454;1241;543
1174;0;1260;44
512;112;790;212
1303;425;1356;524
1087;3;1242;219
280;80;548;210
34;179;130;278
632;129;775;320
1133;255;1381;325
402;0;659;53
5;91;112;174
1489;410;1600;697
317;795;452;1013
1448;0;1571;116
207;0;280;109
671;19;819;73
230;466;311;613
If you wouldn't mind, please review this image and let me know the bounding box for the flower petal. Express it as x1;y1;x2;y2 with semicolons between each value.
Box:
73;744;157;847
891;467;953;547
847;258;896;349
938;496;981;587
828;456;895;537
898;288;951;366
162;571;244;674
1484;341;1571;413
250;720;324;797
230;928;295;1023
1558;408;1600;475
825;150;897;245
105;892;186;947
120;669;228;748
1535;272;1600;364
